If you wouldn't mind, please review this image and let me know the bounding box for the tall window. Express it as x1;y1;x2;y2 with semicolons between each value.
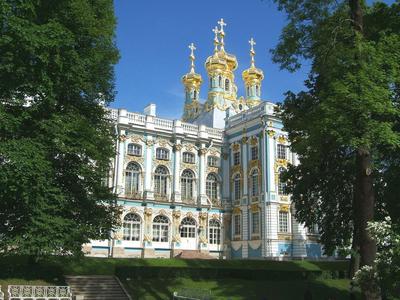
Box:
207;156;218;167
183;152;195;164
250;169;259;197
152;215;169;242
233;151;240;165
180;217;196;238
154;166;168;196
209;219;221;244
234;214;241;236
206;173;218;200
193;89;197;100
225;79;230;91
234;174;241;200
181;169;194;200
218;75;222;87
279;211;289;233
251;146;258;160
127;143;142;156
156;148;169;160
123;213;141;241
125;162;140;195
251;211;260;235
278;167;287;195
255;85;259;96
277;144;287;160
210;77;213;88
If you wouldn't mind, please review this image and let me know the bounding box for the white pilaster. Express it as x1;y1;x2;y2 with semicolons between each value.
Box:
242;139;248;198
199;143;208;205
173;141;182;202
144;137;154;200
116;130;126;195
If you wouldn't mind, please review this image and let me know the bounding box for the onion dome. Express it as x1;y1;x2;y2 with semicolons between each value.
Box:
242;38;264;83
182;43;202;90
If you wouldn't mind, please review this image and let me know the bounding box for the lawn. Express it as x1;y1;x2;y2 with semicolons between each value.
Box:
122;277;359;300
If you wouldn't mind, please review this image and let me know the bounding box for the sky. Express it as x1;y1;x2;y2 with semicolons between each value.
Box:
112;0;313;119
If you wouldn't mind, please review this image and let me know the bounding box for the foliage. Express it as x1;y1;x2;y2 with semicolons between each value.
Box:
273;0;400;258
0;0;121;258
354;217;400;298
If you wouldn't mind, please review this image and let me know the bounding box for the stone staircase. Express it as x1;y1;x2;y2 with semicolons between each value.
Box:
176;250;215;260
65;275;130;300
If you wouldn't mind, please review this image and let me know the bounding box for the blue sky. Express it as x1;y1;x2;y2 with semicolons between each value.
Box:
112;0;392;119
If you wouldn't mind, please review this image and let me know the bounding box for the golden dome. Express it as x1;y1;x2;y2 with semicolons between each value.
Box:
242;38;264;82
182;43;202;88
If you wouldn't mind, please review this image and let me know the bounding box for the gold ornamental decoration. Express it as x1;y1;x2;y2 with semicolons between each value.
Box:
130;135;143;143
279;204;290;212
172;210;181;220
250;203;259;213
232;143;240;152
145;139;154;146
266;129;275;137
232;207;241;214
207;166;219;174
119;135;127;142
250;136;258;146
174;144;183;152
241;136;248;144
277;135;287;144
231;165;241;174
129;207;138;213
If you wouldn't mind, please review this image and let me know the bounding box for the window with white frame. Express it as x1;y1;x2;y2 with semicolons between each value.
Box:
278;167;288;195
123;213;141;241
127;143;142;156
234;214;241;236
251;211;260;235
251;145;258;160
206;173;218;200
279;211;289;233
250;169;259;197
207;156;218;167
277;144;287;160
152;215;169;242
183;152;195;164
218;75;222;87
154;166;168;196
256;85;260;96
233;174;241;200
209;219;221;244
156;148;169;160
181;169;195;201
125;162;140;195
233;151;240;165
180;217;196;238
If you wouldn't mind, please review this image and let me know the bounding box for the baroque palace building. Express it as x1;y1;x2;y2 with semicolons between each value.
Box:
87;19;322;259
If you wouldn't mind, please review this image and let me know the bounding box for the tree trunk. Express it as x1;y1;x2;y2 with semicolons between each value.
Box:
355;148;378;300
349;207;360;278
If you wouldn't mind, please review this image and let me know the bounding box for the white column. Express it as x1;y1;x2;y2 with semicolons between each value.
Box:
116;130;126;196
144;137;154;200
242;139;248;198
199;143;208;205
173;141;182;202
268;133;276;194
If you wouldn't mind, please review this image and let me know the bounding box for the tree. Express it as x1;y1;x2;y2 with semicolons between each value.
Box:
0;0;121;258
272;1;400;298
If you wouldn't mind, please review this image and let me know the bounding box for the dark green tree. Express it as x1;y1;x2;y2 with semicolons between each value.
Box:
272;1;400;297
0;0;121;258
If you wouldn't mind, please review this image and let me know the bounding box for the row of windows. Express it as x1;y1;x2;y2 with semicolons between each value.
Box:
232;167;287;200
127;144;219;166
125;163;220;200
210;76;231;92
246;85;261;97
232;144;287;166
123;213;221;244
233;211;290;237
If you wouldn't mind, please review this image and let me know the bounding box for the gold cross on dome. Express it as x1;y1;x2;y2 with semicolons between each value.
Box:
218;18;226;33
249;38;256;51
188;43;196;73
249;38;256;67
189;43;196;56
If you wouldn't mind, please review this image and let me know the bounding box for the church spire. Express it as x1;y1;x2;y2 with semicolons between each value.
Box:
182;43;202;121
242;37;264;107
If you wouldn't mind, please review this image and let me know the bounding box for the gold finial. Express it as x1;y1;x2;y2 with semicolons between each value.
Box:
217;18;227;52
188;42;196;73
212;26;219;53
249;37;256;68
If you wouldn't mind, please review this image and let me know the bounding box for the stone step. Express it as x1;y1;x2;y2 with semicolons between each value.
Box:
65;276;130;300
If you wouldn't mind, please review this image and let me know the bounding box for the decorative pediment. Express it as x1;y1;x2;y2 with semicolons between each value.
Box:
129;134;144;143
277;135;287;144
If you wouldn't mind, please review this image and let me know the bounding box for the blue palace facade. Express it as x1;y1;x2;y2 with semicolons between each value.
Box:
86;19;323;259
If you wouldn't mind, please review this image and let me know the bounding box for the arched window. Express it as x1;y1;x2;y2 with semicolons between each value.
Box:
181;169;195;201
156;148;169;160
234;174;241;200
247;86;250;96
206;173;218;200
193;89;197;100
154;166;169;197
218;75;222;87
225;79;230;91
127;143;142;156
123;213;141;241
183;152;195;164
255;85;259;96
250;169;259;197
152;215;169;242
180;217;196;238
125;162;140;195
278;167;287;195
209;219;221;244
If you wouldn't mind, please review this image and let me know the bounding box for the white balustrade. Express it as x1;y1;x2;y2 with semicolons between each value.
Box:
8;285;72;300
154;117;173;130
107;108;118;121
205;127;223;139
182;122;198;135
127;112;146;125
